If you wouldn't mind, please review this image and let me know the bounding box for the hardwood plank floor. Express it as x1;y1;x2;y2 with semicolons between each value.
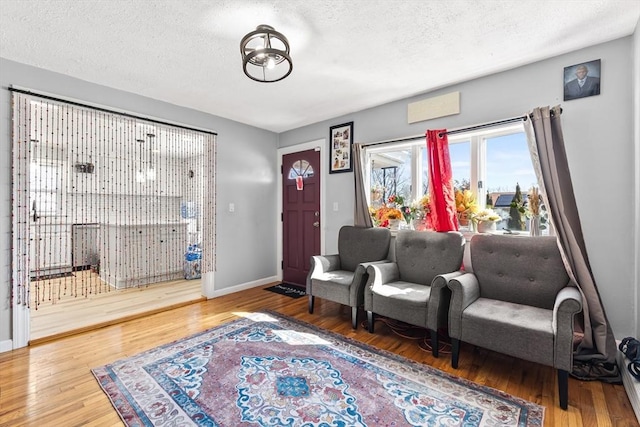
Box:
1;284;637;426
29;271;204;343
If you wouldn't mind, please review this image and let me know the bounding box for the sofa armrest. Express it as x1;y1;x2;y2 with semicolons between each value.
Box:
309;254;340;275
427;271;464;332
447;273;480;339
351;260;393;306
307;254;341;293
363;262;400;311
553;286;583;371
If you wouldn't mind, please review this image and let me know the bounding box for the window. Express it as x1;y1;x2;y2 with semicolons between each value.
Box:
365;123;545;233
30;160;64;217
368;146;414;208
288;159;314;179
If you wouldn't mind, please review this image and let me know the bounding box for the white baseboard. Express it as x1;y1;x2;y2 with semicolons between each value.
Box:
0;339;13;353
618;344;640;423
208;276;278;298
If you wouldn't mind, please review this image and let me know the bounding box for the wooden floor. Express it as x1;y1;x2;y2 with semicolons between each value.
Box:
1;284;636;426
29;271;204;343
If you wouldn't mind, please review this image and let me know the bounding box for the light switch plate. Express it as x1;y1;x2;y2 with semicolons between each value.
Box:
229;203;235;212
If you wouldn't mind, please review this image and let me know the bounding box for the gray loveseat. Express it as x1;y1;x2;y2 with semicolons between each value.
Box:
307;225;391;328
446;234;582;409
364;230;465;356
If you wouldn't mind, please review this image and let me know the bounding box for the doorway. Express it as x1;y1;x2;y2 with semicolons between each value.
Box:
282;149;321;286
11;90;216;345
277;140;326;287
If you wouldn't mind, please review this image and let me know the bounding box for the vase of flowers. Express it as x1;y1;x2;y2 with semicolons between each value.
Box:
371;205;403;229
471;209;501;233
455;189;478;227
401;205;415;225
527;187;548;236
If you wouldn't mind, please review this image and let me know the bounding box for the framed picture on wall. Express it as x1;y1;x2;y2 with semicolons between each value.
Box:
563;59;601;101
329;121;353;174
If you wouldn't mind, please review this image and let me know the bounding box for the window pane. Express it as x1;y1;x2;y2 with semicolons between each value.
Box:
420;146;429;196
369;148;412;207
485;133;537;232
288;160;314;179
30;191;57;215
449;141;471;191
30;163;60;191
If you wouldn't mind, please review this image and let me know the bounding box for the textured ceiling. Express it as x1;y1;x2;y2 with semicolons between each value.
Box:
1;1;639;133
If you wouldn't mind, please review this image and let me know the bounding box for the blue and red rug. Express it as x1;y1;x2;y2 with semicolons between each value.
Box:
92;311;544;426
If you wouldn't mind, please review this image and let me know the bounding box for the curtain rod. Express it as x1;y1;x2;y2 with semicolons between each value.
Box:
361;134;425;148
8;86;218;136
441;108;562;137
439;115;527;137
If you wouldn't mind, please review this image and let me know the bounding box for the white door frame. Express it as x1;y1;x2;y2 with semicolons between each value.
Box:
276;139;326;282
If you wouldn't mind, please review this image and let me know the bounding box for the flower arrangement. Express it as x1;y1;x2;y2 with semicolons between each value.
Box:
527;187;541;216
471;208;502;233
371;193;435;229
386;194;411;224
455;189;478;213
527;187;548;234
471;208;501;223
385;208;402;220
387;194;405;207
400;205;414;223
407;195;432;230
411;195;430;216
455;189;478;225
371;205;403;228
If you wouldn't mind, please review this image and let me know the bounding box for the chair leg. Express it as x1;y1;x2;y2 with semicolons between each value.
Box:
351;307;358;329
367;311;374;333
431;329;439;358
558;369;569;410
308;295;314;314
452;339;460;368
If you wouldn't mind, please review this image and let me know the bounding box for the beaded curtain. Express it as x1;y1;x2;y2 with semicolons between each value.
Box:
11;91;216;309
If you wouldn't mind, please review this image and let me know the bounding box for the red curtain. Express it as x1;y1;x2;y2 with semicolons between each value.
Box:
426;130;458;231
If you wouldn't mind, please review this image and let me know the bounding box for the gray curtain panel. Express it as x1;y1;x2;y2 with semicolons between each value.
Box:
353;143;373;228
524;106;618;374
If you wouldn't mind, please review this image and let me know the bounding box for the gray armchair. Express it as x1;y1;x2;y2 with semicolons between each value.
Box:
307;226;391;328
364;230;465;357
447;234;582;410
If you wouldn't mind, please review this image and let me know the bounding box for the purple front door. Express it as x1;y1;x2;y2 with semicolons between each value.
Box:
282;149;321;286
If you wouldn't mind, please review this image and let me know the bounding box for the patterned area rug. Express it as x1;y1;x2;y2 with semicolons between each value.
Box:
92;311;544;426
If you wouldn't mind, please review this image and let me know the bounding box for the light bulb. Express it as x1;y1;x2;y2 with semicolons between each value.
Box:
266;56;275;69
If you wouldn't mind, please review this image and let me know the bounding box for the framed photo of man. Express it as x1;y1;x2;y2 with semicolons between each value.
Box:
329;122;353;174
563;59;601;101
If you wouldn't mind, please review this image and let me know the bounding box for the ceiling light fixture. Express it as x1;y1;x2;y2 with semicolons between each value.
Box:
240;24;292;83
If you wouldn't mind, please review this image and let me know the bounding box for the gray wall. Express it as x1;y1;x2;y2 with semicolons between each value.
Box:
280;36;638;340
0;58;279;344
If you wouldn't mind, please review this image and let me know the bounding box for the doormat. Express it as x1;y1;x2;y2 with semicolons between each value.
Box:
92;310;544;426
264;282;306;298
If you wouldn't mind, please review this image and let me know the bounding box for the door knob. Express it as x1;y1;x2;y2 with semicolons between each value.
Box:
313;221;320;228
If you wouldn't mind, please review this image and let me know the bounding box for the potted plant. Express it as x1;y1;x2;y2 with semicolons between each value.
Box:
471;208;501;233
385;208;403;230
455;189;479;226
